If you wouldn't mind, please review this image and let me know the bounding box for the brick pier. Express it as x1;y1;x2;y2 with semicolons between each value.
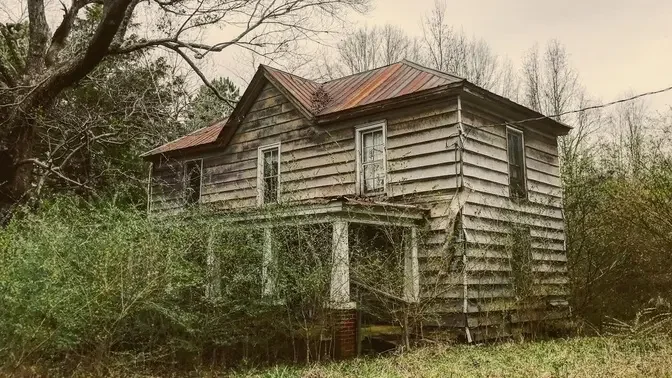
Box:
334;308;358;359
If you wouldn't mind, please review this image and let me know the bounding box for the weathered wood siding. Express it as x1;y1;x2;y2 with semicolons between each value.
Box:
149;82;569;330
150;83;462;212
460;102;567;329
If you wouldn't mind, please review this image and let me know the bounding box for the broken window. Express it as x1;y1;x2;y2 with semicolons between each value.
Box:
357;122;386;195
184;160;202;205
258;144;280;205
507;128;527;199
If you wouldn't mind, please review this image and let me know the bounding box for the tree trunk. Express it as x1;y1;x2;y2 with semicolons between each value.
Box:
0;117;38;222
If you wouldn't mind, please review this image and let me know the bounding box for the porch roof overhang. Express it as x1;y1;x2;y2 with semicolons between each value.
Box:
201;197;429;228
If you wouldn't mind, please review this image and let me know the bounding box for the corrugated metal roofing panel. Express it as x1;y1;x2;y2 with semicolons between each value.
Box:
142;118;227;157
144;61;465;156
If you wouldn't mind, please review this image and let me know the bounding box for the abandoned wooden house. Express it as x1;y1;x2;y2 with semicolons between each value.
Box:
143;60;570;356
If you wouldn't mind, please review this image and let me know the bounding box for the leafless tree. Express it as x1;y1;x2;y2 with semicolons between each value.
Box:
331;24;415;76
421;1;501;91
522;40;579;120
0;0;369;218
607;97;650;175
498;56;520;101
521;39;600;168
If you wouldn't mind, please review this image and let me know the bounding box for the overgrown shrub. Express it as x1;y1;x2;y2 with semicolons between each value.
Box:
0;199;338;370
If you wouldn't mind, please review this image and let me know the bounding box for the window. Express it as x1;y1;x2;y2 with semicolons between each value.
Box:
356;122;386;195
507;128;527;199
184;159;202;205
257;143;280;205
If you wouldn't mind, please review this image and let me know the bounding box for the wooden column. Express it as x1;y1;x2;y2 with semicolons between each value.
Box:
205;225;221;298
330;220;357;359
262;227;275;297
330;220;352;306
404;226;420;302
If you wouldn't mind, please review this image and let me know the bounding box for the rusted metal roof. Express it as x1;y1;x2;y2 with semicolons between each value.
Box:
262;60;463;116
145;60;464;157
263;66;320;112
317;61;461;114
141;117;227;157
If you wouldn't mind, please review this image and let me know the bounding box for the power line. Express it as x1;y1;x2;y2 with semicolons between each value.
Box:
478;85;672;130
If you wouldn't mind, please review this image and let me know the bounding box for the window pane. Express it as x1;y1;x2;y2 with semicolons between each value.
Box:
260;147;280;204
264;150;278;177
373;130;383;146
363;146;374;163
359;127;385;194
363;164;378;181
364;178;376;192
363;163;383;192
264;176;278;203
507;131;526;199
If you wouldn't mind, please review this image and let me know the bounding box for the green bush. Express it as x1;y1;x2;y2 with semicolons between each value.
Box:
0;199;333;370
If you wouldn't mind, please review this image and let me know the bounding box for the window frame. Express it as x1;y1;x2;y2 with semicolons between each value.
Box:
506;126;528;200
257;142;282;206
355;121;387;196
183;158;203;205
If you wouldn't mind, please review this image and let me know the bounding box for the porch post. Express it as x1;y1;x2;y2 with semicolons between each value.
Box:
330;219;357;359
205;225;221;298
404;226;420;302
330;220;351;305
262;227;275;297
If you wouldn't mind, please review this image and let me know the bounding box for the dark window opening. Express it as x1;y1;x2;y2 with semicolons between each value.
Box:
507;129;526;199
185;160;202;205
261;147;279;204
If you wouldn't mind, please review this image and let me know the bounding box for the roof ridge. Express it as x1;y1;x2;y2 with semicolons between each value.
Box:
261;64;319;86
321;61;403;85
400;59;465;81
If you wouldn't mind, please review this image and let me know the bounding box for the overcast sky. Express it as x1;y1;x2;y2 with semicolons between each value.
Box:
364;0;672;111
213;0;672;113
3;0;670;112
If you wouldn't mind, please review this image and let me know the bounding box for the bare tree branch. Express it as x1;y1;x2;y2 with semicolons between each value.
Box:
164;45;237;108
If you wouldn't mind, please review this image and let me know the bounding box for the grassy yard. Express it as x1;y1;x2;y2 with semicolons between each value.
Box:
231;336;672;378
9;336;672;377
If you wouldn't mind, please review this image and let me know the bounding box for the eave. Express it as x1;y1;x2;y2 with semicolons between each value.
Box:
461;82;572;136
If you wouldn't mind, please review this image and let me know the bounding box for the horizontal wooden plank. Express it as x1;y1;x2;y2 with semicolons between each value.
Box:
388;138;457;161
387;110;458;138
388;177;459;197
388;150;455;172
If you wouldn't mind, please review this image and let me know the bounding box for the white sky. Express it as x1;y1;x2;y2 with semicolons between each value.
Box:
2;0;671;112
362;0;672;111
214;0;672;113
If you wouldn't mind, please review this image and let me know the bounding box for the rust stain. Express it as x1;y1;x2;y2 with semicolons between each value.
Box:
145;61;464;156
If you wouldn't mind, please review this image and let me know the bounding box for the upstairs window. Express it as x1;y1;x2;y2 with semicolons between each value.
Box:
184;160;202;205
507;128;527;199
258;143;281;205
356;122;387;195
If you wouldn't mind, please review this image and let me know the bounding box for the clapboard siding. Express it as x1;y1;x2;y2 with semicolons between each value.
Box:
148;81;569;330
460;103;568;322
150;84;462;212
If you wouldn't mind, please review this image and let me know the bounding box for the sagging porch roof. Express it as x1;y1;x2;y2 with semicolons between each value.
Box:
172;197;430;228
